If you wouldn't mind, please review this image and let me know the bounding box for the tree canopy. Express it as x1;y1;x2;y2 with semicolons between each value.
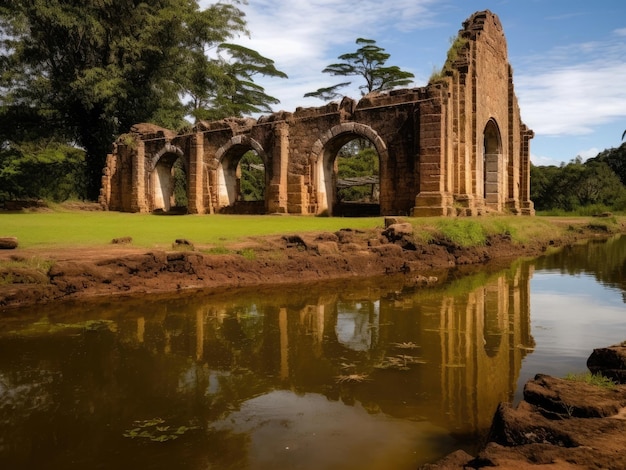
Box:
304;38;414;101
0;0;286;200
531;155;626;213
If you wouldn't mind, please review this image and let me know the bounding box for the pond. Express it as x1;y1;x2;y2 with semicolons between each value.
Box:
0;235;624;469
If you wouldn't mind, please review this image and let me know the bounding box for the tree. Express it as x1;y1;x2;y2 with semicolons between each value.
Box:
1;0;285;200
0;141;86;201
186;43;287;121
531;157;626;212
587;144;626;186
304;38;414;101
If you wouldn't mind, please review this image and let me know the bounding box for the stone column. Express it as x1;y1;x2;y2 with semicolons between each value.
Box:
188;132;205;214
520;126;535;216
412;91;454;216
267;122;289;213
130;140;148;213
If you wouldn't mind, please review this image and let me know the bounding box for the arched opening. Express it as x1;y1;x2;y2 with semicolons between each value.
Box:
313;124;386;217
238;150;266;207
216;144;267;214
335;139;380;217
483;119;502;211
151;150;188;214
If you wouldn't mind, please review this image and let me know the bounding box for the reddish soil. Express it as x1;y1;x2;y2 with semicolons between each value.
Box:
0;219;621;310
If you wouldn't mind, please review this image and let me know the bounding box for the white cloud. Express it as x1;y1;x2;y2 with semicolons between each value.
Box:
516;31;626;139
214;0;442;111
530;153;563;167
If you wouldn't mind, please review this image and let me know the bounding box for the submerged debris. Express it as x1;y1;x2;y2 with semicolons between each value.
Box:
335;373;371;384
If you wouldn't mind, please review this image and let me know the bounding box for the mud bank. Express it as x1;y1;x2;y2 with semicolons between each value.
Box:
0;220;623;310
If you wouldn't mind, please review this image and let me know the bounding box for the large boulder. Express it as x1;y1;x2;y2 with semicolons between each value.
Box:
587;344;626;384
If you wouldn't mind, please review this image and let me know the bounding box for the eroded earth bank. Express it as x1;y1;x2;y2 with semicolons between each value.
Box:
1;218;623;310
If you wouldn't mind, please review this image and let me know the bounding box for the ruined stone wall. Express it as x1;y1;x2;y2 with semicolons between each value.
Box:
99;10;533;218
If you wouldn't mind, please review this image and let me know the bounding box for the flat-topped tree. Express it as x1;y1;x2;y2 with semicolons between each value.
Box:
304;38;414;101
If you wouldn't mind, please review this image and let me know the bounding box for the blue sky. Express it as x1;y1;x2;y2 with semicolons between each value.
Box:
209;0;626;166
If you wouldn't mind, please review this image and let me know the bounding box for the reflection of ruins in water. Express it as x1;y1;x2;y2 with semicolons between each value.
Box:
118;262;534;435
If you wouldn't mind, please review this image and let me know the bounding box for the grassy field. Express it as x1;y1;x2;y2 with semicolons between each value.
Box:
0;210;623;251
0;211;385;249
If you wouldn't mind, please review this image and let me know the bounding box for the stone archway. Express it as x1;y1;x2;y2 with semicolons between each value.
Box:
483;119;503;211
214;135;269;213
149;143;187;212
310;123;388;216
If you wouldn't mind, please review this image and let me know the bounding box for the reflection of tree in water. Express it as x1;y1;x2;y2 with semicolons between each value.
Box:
534;235;626;301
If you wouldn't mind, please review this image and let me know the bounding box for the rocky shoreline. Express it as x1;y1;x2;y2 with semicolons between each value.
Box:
421;345;626;470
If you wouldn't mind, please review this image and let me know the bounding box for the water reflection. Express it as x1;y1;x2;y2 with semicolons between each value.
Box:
1;235;624;469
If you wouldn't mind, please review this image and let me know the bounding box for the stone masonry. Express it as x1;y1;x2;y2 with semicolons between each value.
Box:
100;10;534;217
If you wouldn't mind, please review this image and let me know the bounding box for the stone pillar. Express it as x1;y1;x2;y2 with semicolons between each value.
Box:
267;122;289;213
520;126;535;216
188;132;205;214
412;92;454;216
99;153;114;210
130;140;148;213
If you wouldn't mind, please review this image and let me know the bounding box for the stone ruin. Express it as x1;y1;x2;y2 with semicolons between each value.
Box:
99;10;534;217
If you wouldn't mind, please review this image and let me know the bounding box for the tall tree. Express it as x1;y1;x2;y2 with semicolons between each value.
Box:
304;38;414;101
588;143;626;186
1;0;284;200
186;43;287;121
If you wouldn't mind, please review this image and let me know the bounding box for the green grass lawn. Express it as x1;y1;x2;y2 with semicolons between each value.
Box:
1;210;623;251
0;211;385;249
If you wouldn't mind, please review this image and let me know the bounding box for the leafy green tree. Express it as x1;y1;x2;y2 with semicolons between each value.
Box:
187;43;287;121
337;146;379;202
588;143;626;186
531;157;626;212
239;151;264;201
304;38;414;101
1;0;284;200
0;141;86;201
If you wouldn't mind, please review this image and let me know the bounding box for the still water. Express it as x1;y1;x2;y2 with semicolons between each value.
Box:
1;235;624;469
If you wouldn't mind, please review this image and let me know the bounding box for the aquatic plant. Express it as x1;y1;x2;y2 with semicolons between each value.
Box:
123;418;199;443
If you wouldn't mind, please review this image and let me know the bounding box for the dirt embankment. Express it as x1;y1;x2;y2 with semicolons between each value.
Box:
1;218;623;310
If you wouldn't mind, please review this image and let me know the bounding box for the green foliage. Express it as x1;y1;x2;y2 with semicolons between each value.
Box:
434;219;487;246
337;145;379;202
531;156;626;213
587;142;626;187
123;417;199;443
564;372;617;390
239;151;265;201
238;248;256;260
172;160;188;209
1;0;284;199
429;36;469;84
305;38;414;100
0;141;86;201
187;43;287;121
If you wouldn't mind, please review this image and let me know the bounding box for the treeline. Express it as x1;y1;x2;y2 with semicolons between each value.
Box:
531;143;626;213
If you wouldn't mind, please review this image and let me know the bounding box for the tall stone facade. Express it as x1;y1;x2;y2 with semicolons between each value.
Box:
100;10;534;217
